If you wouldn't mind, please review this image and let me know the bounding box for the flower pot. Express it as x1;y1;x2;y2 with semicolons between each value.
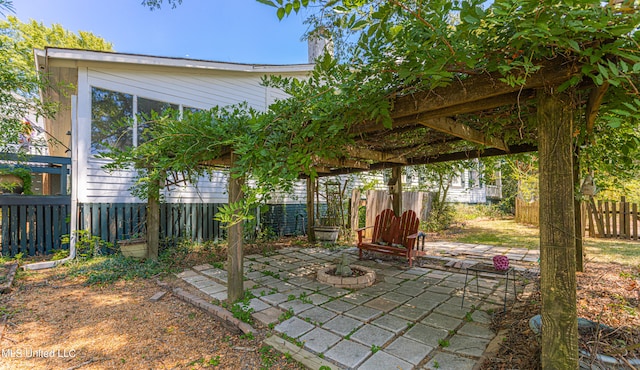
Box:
313;226;340;243
117;238;148;259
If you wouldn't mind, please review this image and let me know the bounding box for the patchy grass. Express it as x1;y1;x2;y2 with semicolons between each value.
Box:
442;218;540;250
584;238;640;266
440;216;640;267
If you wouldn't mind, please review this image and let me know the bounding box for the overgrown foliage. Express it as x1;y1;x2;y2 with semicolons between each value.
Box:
124;0;640;229
0;15;112;152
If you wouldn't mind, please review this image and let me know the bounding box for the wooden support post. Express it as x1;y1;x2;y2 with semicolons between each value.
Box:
307;177;316;243
538;89;578;369
146;174;164;261
227;154;245;303
391;167;402;215
573;147;583;272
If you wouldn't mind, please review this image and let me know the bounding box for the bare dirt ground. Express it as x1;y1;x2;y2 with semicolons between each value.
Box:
0;243;304;370
1;223;638;370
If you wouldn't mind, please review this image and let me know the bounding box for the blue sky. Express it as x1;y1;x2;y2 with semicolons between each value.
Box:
10;0;312;64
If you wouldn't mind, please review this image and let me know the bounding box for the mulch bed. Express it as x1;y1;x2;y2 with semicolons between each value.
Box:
0;240;307;370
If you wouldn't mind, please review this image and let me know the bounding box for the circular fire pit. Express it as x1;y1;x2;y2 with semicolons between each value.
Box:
317;265;376;289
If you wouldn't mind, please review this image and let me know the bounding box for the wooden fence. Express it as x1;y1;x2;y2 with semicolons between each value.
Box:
1;200;311;257
78;203;225;250
515;196;639;241
583;197;639;240
515;197;539;226
0;196;70;257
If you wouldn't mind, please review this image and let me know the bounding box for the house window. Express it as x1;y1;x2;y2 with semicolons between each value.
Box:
91;87;133;155
91;87;179;155
136;97;178;145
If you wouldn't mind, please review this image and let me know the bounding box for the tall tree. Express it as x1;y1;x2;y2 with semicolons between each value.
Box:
0;16;113;151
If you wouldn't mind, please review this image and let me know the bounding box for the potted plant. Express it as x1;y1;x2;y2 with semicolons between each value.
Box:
117;235;148;259
0;167;32;194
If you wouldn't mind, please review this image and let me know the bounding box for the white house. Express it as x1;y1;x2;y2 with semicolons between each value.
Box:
34;47;316;241
33;48;501;244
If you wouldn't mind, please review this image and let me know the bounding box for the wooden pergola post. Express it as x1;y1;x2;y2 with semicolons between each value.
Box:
227;153;245;303
307;177;316;242
538;89;578;369
391;167;402;215
146;171;164;261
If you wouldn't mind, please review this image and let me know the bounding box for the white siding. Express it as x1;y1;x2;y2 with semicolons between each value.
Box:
75;63;307;204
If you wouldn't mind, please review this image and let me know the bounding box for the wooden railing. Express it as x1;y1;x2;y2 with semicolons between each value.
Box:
583;196;639;240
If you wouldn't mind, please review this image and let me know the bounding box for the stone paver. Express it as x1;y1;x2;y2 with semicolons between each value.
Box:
364;297;401;312
252;307;282;326
389;303;429;321
371;314;412;335
424;351;477;369
278;300;314;315
322;299;357;313
457;322;495;339
307;293;331;306
274;316;315;338
350;324;395;347
358;350;413;370
385;336;433;365
298;306;337;325
344;306;383;322
247;298;271;312
299;327;342;354
421;312;463;330
323;315;363;337
325;340;371;368
404;323;449;347
446;334;491;357
261;292;290;305
175;243;535;369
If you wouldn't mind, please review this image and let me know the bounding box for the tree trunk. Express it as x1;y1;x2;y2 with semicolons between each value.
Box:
227;155;245;303
146;175;163;261
307;177;316;242
538;89;578;369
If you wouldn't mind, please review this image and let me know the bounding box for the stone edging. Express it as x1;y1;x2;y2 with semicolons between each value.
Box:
168;285;254;336
316;264;376;289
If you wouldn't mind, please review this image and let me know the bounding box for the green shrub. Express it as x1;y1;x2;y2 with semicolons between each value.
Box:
61;230;114;259
422;200;455;232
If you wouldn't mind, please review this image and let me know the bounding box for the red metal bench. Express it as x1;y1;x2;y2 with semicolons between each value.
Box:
356;209;420;266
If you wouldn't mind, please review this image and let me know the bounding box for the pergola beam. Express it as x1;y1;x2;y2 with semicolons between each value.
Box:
391;58;579;120
416;117;509;152
344;145;407;164
312;156;370;170
319;143;537;177
351;90;534;135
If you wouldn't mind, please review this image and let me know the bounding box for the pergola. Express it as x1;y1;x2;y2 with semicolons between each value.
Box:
215;56;585;367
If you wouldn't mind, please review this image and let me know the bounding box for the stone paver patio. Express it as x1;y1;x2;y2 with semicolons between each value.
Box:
176;242;539;369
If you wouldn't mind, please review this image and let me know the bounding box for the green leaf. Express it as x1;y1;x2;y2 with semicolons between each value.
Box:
277;7;285;20
255;0;277;7
463;15;479;24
